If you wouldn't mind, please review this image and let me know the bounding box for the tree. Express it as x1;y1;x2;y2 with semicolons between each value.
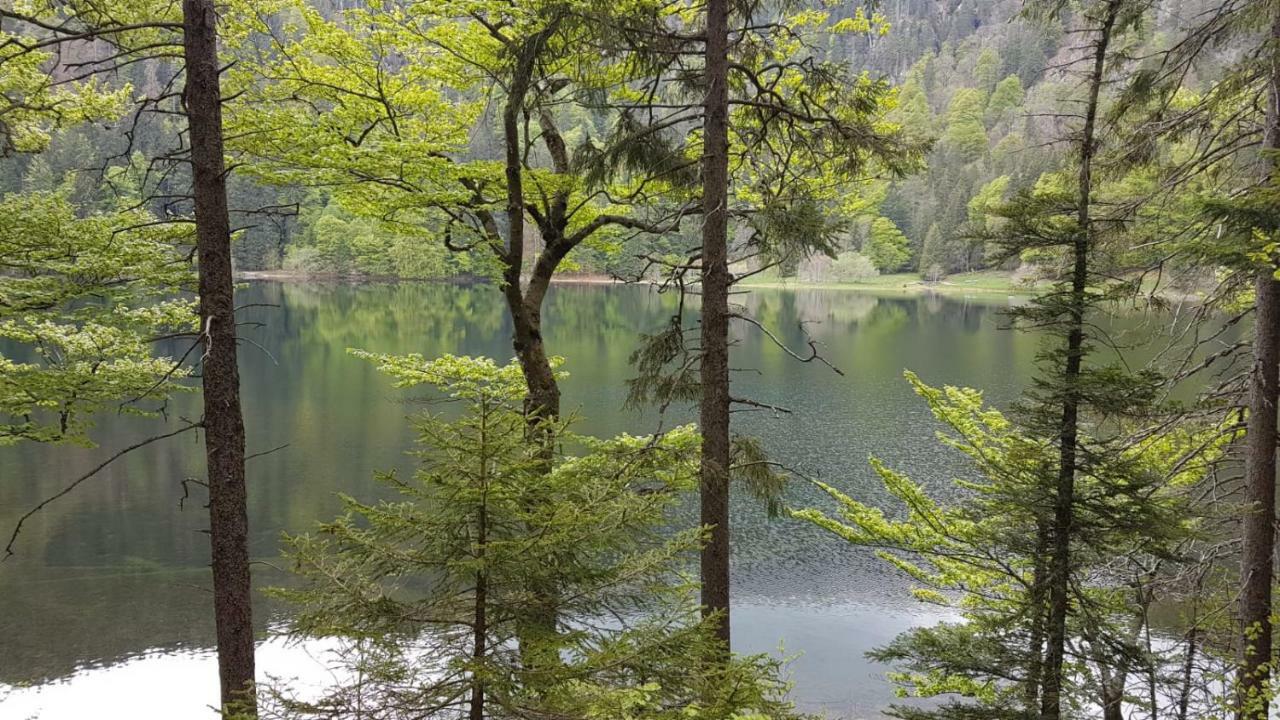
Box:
0;2;260;712
265;353;801;719
184;0;257;711
228;0;692;432
699;0;733;653
943;89;989;162
1122;0;1280;711
805;0;1180;716
228;0;709;676
0;191;193;447
1232;9;1280;717
796;372;1220;719
974;47;1001;96
1022;4;1127;714
864;216;913;272
609;1;922;658
966;175;1010;269
987;76;1025;126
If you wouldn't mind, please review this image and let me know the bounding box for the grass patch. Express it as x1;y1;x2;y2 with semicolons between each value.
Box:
738;269;1039;295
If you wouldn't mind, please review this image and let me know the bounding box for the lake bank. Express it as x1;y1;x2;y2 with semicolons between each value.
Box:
235;268;1215;304
236;268;1040;296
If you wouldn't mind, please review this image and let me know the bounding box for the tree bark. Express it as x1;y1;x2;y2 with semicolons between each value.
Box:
1238;277;1280;720
183;0;256;715
1040;3;1117;717
470;477;488;720
699;0;732;651
1236;10;1280;720
499;32;562;429
497;31;565;677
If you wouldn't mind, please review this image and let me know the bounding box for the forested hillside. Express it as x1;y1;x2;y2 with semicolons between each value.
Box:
0;0;1222;283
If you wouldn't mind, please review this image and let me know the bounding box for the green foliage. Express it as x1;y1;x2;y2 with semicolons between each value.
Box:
266;353;803;719
986;76;1025;124
0;190;194;445
864;216;913;272
288;197;462;278
795;371;1224;718
828;251;880;282
943;89;989;163
974;48;1001;96
967;176;1011;228
0;29;131;155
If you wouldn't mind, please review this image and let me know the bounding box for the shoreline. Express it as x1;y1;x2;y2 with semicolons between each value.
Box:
235;269;1208;303
235;268;1034;296
235;269;625;285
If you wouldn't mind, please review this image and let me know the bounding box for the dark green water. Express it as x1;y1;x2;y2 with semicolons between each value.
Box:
0;281;1182;718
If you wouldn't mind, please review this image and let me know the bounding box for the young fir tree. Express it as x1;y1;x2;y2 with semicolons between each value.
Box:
794;371;1222;720
264;353;801;720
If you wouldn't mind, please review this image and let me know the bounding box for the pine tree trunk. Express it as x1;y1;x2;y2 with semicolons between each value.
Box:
1039;4;1117;717
1238;277;1280;720
699;0;732;651
1236;11;1280;720
182;0;256;714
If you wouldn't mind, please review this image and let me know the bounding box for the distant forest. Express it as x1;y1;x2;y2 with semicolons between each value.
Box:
0;0;1222;284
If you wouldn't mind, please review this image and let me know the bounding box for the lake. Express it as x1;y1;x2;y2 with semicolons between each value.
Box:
0;281;1189;719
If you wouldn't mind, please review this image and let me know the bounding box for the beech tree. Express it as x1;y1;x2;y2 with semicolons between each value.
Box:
227;0;691;431
0;191;193;448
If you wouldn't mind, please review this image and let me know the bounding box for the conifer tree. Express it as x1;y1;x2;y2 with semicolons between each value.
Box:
795;371;1220;719
0;3;259;712
1122;0;1280;713
265;353;802;720
603;0;923;655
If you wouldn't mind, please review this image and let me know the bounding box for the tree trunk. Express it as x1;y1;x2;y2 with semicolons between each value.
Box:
1236;10;1280;720
470;488;488;720
1238;276;1280;720
499;34;561;428
1040;4;1117;717
699;0;732;652
183;0;256;715
1178;624;1199;720
498;32;565;677
1025;522;1049;711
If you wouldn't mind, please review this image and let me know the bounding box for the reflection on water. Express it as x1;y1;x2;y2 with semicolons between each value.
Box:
1;282;1052;718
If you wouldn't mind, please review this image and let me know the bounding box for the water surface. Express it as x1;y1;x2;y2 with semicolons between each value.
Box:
1;282;1171;718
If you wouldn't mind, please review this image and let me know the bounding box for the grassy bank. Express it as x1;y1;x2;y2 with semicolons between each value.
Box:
738;270;1040;295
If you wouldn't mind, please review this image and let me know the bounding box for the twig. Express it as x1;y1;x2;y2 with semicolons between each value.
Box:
3;422;202;560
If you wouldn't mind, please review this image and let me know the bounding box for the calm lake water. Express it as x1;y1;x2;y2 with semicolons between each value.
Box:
0;281;1192;719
